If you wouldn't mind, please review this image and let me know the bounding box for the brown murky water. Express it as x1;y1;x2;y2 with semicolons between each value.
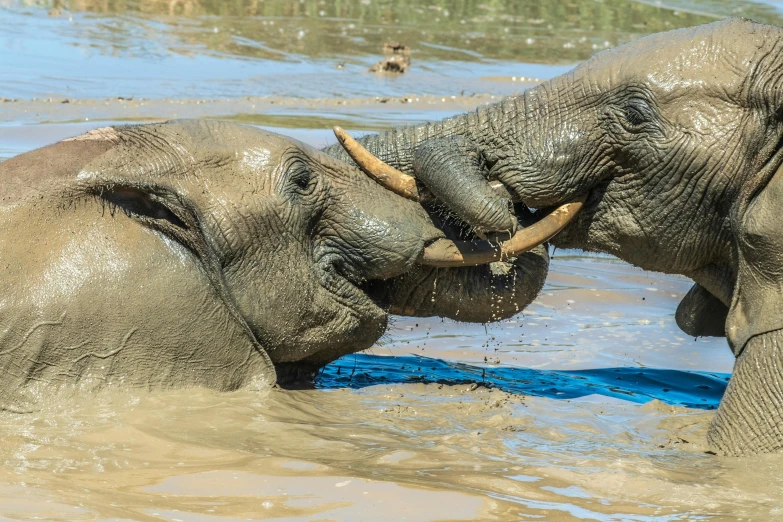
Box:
2;1;783;520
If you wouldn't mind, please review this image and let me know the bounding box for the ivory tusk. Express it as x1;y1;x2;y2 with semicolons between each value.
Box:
333;126;420;201
334;126;522;203
334;124;565;267
419;194;587;267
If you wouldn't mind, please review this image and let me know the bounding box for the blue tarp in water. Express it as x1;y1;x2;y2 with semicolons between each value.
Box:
317;354;729;410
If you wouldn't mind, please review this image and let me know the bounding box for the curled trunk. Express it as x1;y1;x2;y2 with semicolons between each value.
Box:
368;244;549;323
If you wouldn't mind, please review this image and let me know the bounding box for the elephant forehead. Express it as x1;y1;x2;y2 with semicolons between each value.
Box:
74;122;306;200
202;146;280;197
640;43;746;96
182;127;309;198
658;95;742;138
582;19;774;97
239;147;273;173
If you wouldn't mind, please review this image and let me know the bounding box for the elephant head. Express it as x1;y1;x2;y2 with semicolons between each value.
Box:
323;19;783;455
0;120;547;402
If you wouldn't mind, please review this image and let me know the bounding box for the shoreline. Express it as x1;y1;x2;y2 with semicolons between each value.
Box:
0;92;520;128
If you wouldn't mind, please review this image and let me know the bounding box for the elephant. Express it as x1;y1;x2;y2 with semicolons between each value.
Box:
323;19;783;455
0;119;548;408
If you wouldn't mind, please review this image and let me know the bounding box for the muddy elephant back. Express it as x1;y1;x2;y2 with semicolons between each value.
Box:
0;197;275;407
0;129;117;201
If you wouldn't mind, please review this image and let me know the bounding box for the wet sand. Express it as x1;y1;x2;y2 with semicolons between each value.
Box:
3;0;783;520
0;94;515;128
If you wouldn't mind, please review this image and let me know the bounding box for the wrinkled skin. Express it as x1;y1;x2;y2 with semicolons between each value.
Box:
0;120;547;406
323;19;783;455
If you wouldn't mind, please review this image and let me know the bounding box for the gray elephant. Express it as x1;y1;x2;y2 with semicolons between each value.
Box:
0;120;548;408
323;19;783;455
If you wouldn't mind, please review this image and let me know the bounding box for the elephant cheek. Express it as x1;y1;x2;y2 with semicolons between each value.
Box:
242;269;387;365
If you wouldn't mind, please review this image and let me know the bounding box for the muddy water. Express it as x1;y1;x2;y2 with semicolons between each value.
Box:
3;1;783;520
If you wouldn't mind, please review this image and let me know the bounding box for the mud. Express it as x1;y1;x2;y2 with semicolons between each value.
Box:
369;54;411;74
3;0;783;519
0;235;753;520
0;383;756;521
0;94;504;128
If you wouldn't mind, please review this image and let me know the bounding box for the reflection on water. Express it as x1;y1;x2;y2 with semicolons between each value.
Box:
2;0;783;101
7;0;748;62
2;0;783;519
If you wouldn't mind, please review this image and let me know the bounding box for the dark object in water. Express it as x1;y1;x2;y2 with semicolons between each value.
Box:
370;41;411;74
383;41;411;55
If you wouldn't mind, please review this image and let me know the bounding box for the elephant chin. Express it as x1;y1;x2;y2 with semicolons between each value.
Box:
273;361;328;388
272;308;385;388
271;315;386;387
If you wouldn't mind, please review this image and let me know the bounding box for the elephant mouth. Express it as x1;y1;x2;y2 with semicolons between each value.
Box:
333;126;586;267
316;251;383;314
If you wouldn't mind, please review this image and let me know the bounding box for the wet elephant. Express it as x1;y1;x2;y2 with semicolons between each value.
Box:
0;120;548;407
323;19;783;455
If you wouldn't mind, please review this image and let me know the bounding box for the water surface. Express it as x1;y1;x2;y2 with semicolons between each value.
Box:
1;1;781;520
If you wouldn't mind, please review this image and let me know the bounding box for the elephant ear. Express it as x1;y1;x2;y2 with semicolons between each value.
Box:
89;181;237;313
93;183;215;270
82;180;277;389
727;162;783;355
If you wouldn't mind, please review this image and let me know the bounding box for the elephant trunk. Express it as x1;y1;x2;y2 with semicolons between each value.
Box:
707;328;783;455
322;96;522;174
368;243;550;323
327;90;586;268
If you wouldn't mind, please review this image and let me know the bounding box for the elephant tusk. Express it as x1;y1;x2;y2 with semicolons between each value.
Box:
419;194;587;267
334;126;522;203
333;126;421;201
333;125;569;267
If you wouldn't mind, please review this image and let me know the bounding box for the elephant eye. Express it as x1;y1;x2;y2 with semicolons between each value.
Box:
623;98;653;128
288;162;315;194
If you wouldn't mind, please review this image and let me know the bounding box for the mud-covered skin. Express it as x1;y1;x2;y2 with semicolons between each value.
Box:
324;20;783;455
0;120;548;404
